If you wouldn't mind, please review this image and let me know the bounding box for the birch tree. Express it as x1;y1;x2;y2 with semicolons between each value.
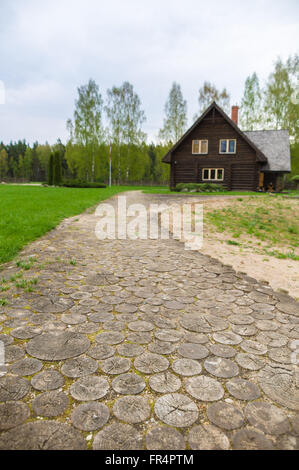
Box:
105;81;146;183
67;79;104;181
159;82;188;144
194;81;230;118
264;55;299;140
239;73;263;130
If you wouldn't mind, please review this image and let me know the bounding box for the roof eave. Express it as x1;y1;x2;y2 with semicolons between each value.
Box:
256;153;268;163
162;152;171;163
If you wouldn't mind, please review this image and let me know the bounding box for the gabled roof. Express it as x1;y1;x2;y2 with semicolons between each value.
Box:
244;130;291;172
162;101;268;163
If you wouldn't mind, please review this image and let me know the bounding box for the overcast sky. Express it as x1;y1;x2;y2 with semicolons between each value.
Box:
0;0;298;144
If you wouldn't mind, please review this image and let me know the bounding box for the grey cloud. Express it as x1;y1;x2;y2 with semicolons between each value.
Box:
0;0;298;143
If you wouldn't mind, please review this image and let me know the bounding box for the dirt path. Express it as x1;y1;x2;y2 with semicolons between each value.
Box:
0;191;298;450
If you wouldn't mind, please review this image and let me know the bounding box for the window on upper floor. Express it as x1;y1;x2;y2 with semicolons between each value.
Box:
202;168;224;181
192;140;208;155
219;139;236;154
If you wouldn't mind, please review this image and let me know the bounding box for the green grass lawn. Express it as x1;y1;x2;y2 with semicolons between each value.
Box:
1;184;297;267
205;196;299;260
288;190;299;197
0;185;148;265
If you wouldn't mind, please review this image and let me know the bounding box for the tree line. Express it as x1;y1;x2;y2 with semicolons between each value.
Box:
0;139;68;182
0;54;298;183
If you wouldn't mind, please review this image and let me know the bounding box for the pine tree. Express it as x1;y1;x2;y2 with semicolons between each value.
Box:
48;153;54;185
0;149;8;178
53;151;62;185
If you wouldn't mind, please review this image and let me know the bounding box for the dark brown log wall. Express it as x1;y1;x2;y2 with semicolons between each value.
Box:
171;108;259;190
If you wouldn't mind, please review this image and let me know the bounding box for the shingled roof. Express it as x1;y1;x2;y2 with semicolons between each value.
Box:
244;129;291;172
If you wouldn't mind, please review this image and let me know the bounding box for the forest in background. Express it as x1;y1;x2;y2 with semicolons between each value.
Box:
0;54;298;185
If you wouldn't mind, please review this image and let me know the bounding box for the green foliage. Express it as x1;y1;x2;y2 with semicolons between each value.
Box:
290;173;299;189
106;81;146;147
1;58;297;184
67;79;104;182
175;182;224;192
264;249;299;261
105;81;146;183
289;142;299;180
240;55;299;141
264;56;298;140
23;147;34;180
240;73;263;130
48;150;62;186
206;198;299;257
48;153;54;185
159;82;187;144
0;185;157;265
16;257;37;270
60;180;106;188
36;144;51;181
0;140;28;180
64;140;169;185
146;144;170;184
52;151;62;185
15;277;38;292
0;139;66;182
0;148;8;178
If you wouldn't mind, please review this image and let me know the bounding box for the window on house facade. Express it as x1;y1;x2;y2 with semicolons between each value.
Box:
202;168;224;181
217;169;224;180
203;169;209;180
219;139;236;154
192;140;208;154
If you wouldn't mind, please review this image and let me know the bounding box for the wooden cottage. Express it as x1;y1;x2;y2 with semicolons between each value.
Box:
162;102;291;191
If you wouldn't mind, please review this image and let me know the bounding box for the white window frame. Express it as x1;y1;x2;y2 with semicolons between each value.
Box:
219;139;236;154
192;139;209;155
202;168;224;181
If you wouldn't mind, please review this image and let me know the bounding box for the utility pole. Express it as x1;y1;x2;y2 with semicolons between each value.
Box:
109;140;112;187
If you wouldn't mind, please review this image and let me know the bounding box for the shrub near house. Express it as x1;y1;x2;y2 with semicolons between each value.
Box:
175;183;223;192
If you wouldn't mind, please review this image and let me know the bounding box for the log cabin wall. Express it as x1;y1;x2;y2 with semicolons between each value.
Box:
171;108;259;190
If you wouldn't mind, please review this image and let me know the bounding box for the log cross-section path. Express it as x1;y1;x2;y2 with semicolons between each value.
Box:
0;191;298;450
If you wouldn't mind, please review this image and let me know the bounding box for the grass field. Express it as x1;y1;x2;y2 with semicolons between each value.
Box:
0;185;148;265
205;196;299;260
1;184;298;266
